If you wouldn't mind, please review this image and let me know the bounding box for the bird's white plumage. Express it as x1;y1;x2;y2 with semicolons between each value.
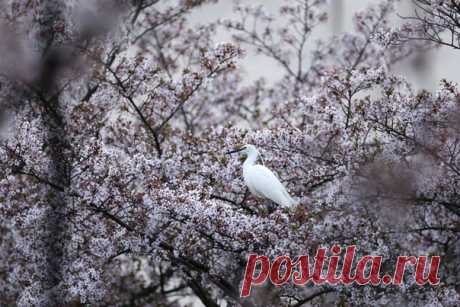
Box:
233;144;297;208
243;164;296;208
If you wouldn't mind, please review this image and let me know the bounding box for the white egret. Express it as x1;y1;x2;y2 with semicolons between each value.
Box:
227;144;298;208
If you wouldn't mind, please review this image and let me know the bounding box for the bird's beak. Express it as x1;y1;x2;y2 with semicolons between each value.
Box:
226;147;244;155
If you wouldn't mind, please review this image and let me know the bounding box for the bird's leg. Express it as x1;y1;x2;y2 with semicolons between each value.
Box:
239;188;250;206
266;201;277;215
237;189;257;215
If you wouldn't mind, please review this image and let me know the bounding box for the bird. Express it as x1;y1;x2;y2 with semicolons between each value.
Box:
226;144;298;208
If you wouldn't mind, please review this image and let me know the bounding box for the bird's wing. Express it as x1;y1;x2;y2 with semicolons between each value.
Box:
246;165;296;207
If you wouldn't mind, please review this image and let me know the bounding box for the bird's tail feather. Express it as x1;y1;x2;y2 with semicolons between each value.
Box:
289;196;299;206
281;189;298;207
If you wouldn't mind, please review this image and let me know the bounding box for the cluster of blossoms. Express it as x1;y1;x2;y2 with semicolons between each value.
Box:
0;0;459;306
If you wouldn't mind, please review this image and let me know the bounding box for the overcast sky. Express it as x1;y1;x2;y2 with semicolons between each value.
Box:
189;0;460;91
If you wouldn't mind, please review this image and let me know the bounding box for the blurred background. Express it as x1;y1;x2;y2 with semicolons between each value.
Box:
190;0;460;91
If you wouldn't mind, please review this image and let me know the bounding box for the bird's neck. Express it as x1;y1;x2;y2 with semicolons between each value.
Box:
243;151;258;168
